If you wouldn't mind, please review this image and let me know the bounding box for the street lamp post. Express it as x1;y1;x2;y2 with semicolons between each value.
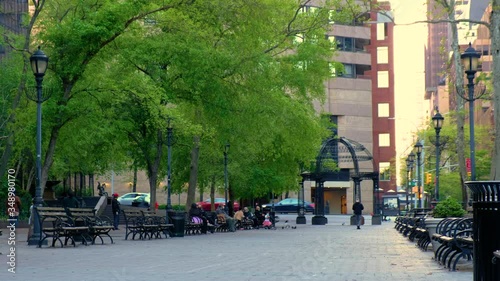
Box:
405;158;411;211
461;43;481;181
432;111;444;203
166;120;173;215
414;141;423;208
223;143;230;206
27;47;49;246
296;171;310;224
407;152;415;210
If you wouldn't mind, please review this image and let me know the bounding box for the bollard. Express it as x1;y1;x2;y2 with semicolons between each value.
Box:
465;181;500;281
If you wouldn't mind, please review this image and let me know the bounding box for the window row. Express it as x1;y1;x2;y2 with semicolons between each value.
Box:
327;36;370;52
329;63;370;78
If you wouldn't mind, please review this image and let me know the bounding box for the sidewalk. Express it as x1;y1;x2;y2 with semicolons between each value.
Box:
0;215;472;281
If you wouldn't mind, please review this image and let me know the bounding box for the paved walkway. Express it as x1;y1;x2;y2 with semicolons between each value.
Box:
0;215;472;281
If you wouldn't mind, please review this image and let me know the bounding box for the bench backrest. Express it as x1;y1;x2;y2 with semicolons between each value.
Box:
67;208;96;217
35;207;71;226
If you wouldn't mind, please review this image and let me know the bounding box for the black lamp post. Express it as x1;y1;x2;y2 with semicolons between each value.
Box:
27;47;49;246
405;158;411;211
223;142;230;206
414;141;423;208
408;151;417;207
296;171;310;224
432;111;444;202
461;43;481;181
166;120;173;214
407;152;415;209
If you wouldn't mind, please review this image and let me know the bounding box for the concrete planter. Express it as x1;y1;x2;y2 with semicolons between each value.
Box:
425;217;444;252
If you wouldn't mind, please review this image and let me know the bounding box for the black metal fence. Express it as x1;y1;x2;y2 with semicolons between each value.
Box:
465;181;500;281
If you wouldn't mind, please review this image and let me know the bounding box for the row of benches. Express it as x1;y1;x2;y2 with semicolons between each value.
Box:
36;207;257;246
36;206;114;248
395;215;474;271
394;215;430;251
121;210;233;239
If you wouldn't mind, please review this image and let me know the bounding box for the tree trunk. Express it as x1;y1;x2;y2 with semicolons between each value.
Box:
210;175;216;212
148;129;164;210
133;162;138;192
443;0;468;208
41;125;61;198
490;1;500;179
186;135;200;211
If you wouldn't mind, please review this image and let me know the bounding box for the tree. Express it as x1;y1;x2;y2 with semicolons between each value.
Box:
14;0;196;198
106;0;350;208
420;0;500;207
0;0;45;182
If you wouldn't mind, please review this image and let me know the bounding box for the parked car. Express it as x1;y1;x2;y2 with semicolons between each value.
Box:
117;192;148;206
131;193;150;208
196;198;240;212
262;198;315;213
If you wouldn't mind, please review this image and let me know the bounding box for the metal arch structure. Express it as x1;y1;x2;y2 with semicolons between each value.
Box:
311;135;379;225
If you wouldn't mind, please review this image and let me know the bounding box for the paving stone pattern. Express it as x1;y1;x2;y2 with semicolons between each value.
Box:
0;215;472;281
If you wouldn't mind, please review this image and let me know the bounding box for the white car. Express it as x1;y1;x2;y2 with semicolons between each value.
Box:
117;192;148;206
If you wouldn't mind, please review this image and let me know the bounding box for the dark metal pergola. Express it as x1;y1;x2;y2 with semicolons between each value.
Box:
310;135;378;225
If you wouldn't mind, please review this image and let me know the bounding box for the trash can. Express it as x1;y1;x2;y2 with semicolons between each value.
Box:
465;181;500;281
168;211;185;237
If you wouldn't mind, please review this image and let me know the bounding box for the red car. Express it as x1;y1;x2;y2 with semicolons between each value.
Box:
196;198;240;212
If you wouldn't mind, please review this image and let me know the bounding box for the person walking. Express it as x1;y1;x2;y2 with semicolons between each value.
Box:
111;193;121;230
352;198;364;230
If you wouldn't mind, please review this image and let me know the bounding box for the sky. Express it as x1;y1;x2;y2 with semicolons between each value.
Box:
388;0;429;187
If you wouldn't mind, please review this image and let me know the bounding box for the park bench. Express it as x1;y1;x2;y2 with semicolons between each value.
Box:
142;210;173;238
215;214;229;232
185;212;204;235
185;213;218;235
122;209;148;240
409;217;431;251
395;215;414;234
402;216;424;238
66;207;114;244
431;217;473;271
122;209;173;240
236;217;254;230
35;206;91;248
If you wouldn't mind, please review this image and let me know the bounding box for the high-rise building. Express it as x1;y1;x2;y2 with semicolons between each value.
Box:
302;0;395;215
425;0;490;113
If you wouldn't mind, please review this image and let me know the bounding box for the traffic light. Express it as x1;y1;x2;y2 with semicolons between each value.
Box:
425;172;432;184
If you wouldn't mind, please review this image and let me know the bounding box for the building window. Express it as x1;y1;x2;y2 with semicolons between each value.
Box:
379;162;391;181
378;103;389;117
377;23;387;40
377;71;389;88
377;47;388;64
379;133;390;147
330;63;355;78
341;64;354;78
